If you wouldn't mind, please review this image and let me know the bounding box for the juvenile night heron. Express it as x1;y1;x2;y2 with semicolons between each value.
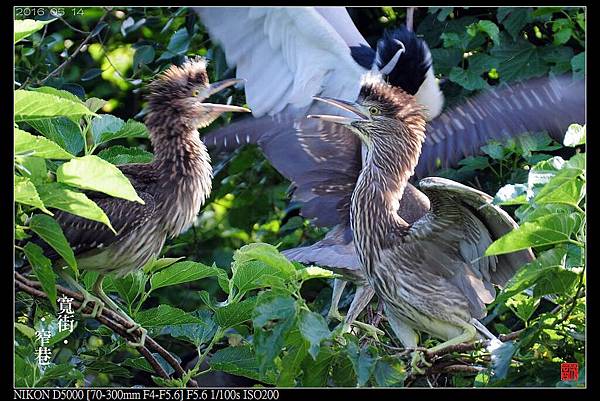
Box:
196;7;584;332
33;58;249;346
307;74;534;372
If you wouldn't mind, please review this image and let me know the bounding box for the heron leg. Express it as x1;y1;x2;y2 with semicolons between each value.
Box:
385;305;430;375
92;275;147;348
58;269;104;318
327;279;347;322
427;322;478;353
344;285;382;339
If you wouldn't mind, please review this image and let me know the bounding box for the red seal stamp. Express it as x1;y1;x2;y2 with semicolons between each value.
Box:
560;363;579;382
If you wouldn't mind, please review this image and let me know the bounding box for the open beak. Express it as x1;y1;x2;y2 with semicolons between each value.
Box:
307;96;369;125
202;78;251;113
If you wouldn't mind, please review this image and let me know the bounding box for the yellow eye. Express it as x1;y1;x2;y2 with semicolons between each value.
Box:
192;89;199;97
368;106;380;115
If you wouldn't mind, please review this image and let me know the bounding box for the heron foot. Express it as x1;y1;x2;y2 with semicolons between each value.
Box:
125;325;147;348
327;309;344;323
77;292;105;318
410;349;432;375
351;320;385;341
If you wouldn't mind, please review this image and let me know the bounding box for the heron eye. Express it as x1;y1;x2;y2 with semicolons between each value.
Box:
369;106;380;115
191;89;200;97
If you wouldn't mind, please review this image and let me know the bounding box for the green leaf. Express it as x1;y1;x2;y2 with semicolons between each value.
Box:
233;243;296;279
26;117;84;156
14;90;94;122
346;341;377;387
16;156;47;184
35;182;114;231
150;261;228;291
497;8;532;40
29;214;77;274
494;183;528;205
109;270;146;307
85;361;133;378
85;98;108;113
490;34;548;81
143;256;185;274
157;28;191;61
563;124;586;147
486;213;583;255
134;45;155;70
296;265;338;281
506;293;540;322
301;347;335;386
215;298;256;328
430;48;463;75
14;18;56;43
467;20;500;45
535;168;585;208
98;145;153;165
23;243;57;308
14;175;52;214
571;53;584;79
56;155;145;204
135;305;201;328
209;345;276;385
30;86;84;104
81;68;103;81
373;357;406;387
276;330;309;386
298;310;331;360
92;116;149;145
449;67;489;91
15;128;74;160
162;310;217;346
533;269;579;297
15;322;36;339
38;363;84;386
491;341;517;381
481;142;507;160
232;259;289;294
252;293;297;375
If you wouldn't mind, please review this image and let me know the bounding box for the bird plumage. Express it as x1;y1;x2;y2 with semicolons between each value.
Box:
35;58;248;277
310;78;534;351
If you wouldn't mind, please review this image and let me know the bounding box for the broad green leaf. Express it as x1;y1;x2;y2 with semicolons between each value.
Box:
95;118;149;145
135;305;201;328
209;345;276;385
143;256;185;274
346;341;377;387
23;243;57;308
490;34;548;81
14;90;94;122
563;124;586;147
481;142;507;160
296;265;338;281
108;270;146;307
494;183;528;205
37;364;84;386
571;52;584;79
151;261;228;292
373;357;406;387
232;259;289;294
490;341;517;381
252;293;297;374
56;155;144;204
215;298;256;328
14;18;56;43
15;322;36;339
497;7;532;40
506;293;540;322
157;28;190;61
30;86;84;105
302;347;335;386
430;48;462;75
14;175;52;214
449;67;488;90
15;128;74;160
233;243;296;279
35;182;114;231
162;310;217;346
98;145;153;165
486;213;582;255
134;45;155;70
26;117;84;156
85;361;133;378
29;214;77;274
298;310;331;360
467;20;500;45
276;330;309;386
91;114;124;144
535;168;585;208
533;269;579;297
85;97;108;113
16;156;47;184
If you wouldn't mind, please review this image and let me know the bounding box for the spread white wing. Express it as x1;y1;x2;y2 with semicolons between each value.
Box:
195;7;366;117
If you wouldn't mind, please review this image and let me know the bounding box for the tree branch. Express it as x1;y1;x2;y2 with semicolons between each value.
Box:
15;272;198;387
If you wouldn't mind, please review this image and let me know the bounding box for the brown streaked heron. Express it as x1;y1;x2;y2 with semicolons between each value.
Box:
32;57;250;347
307;73;534;373
195;7;584;335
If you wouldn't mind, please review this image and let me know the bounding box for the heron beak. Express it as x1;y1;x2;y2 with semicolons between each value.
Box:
207;78;245;96
200;103;251;113
308;96;370;125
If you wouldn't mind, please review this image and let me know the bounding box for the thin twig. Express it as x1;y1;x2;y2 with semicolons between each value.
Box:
15;272;198;387
38;11;109;85
15;277;169;380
